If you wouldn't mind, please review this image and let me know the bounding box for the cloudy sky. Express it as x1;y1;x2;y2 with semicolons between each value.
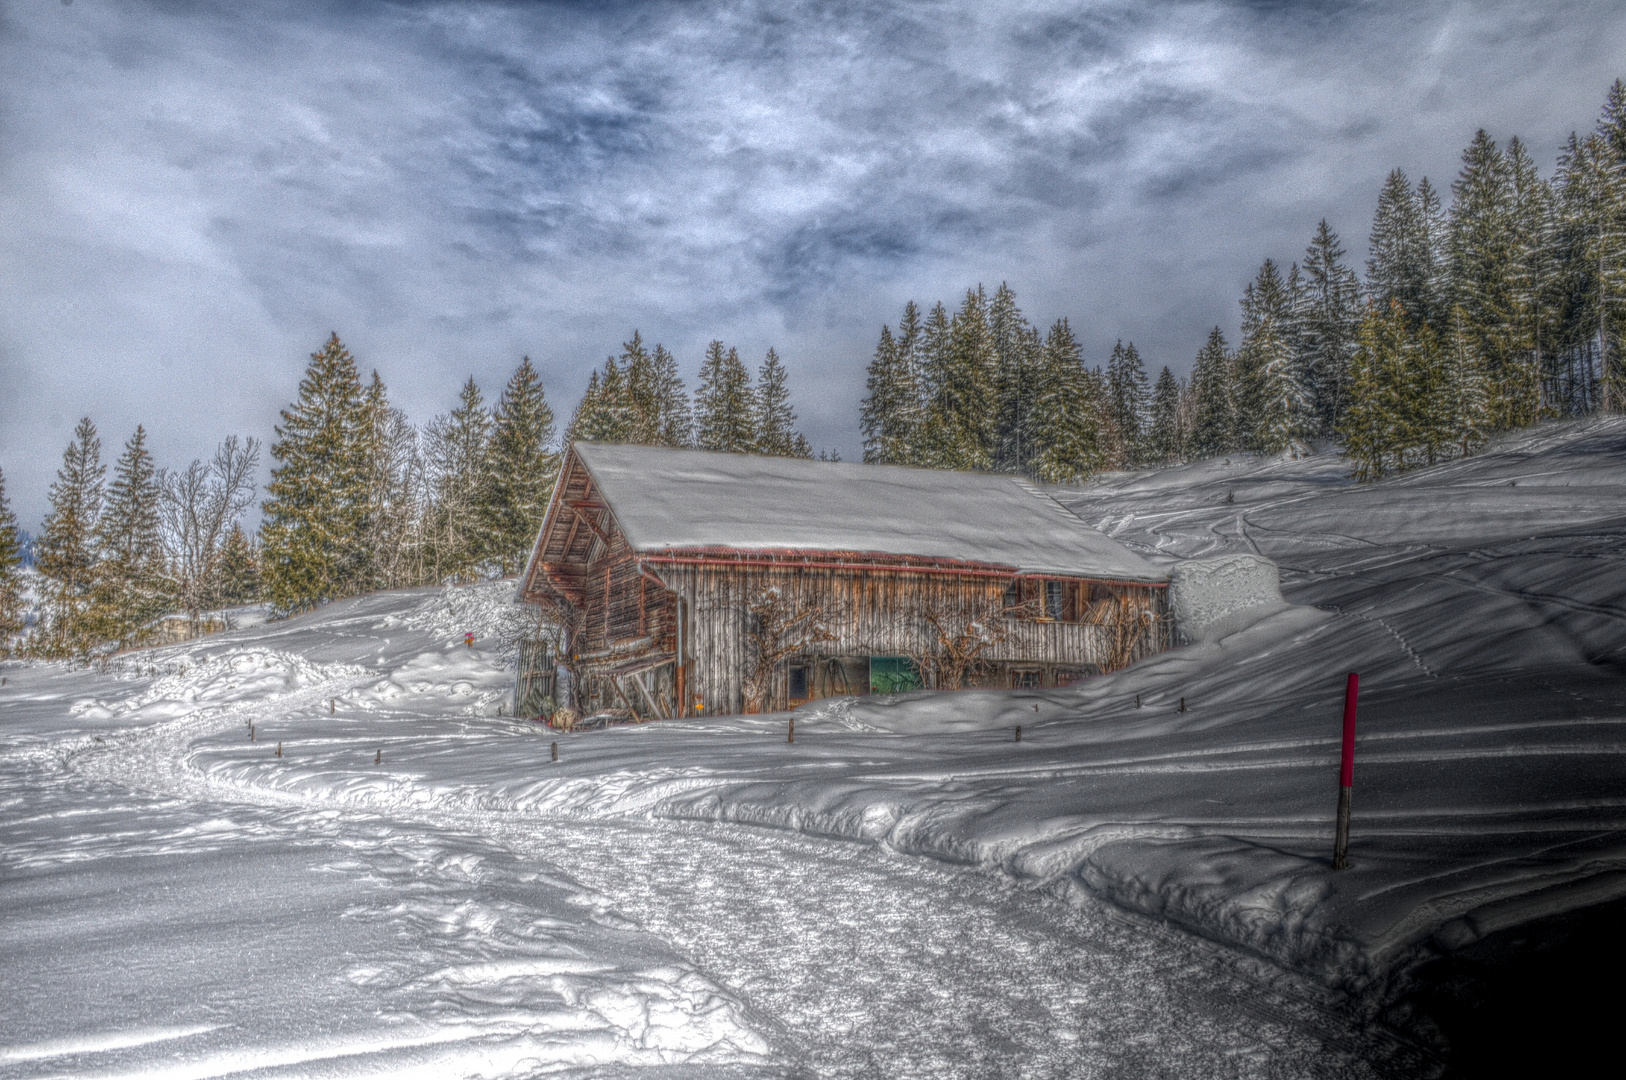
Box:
2;0;1624;526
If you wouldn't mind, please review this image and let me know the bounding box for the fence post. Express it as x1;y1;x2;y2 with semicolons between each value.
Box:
551;741;559;762
1333;672;1359;870
788;716;795;743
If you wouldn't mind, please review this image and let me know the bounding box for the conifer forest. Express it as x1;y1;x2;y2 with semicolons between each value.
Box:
2;80;1623;659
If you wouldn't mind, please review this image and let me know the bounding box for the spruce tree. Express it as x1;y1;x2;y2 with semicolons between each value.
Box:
1367;169;1443;329
1105;341;1149;466
93;425;171;648
1341;303;1407;481
481;357;560;574
1445;308;1492;458
1449;130;1534;428
1146;367;1185;465
1030;318;1106;484
695;342;757;452
1236;260;1309;453
357;372;424;591
35;418;105;657
918;288;997;471
425;377;493;583
1298;220;1363;434
754;348;809;457
860;305;926;465
619;331;659;444
260;333;374;612
648;344;694;447
215;522;262;606
990;283;1040;474
0;467;24;655
1189;328;1237;458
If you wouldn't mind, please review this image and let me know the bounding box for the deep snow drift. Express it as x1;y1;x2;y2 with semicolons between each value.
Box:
3;417;1623;1077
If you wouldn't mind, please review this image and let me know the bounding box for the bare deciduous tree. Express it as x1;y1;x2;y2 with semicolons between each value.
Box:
742;583;838;713
1083;587;1159;671
907;600;1010;691
160;436;260;633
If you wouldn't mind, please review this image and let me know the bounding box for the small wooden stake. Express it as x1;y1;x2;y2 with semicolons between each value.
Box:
1135;693;1141;707
1333;672;1359;870
374;748;381;765
551;741;559;762
787;717;795;743
330;699;335;715
249;725;255;741
275;741;282;758
1014;725;1021;742
1179;697;1186;713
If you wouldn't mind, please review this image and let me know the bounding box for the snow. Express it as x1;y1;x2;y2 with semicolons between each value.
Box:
4;417;1623;1075
1169;553;1285;643
570;442;1167;581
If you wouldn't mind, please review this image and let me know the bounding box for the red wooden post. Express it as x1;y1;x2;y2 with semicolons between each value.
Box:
1333;672;1359;869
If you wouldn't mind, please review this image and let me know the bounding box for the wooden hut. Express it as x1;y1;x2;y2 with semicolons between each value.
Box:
516;443;1170;719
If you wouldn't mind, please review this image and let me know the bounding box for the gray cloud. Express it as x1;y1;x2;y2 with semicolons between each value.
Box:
2;0;1624;525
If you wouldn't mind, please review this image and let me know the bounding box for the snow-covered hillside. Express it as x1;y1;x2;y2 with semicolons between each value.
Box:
3;417;1622;1077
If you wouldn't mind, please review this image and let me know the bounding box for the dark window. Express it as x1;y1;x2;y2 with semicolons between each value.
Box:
788;665;809;700
1003;580;1020;609
1012;669;1042;690
870;656;922;694
1045;580;1065;619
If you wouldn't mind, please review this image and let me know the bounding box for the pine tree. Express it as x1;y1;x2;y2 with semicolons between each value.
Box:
619;331;659;445
1298;220;1363;434
861;305;926;465
1105;341;1149;467
0;467;24;655
1236;259;1309;453
648;344;694;447
1367;169;1444;330
260;333;374;612
1445;307;1492;458
1189;328;1237;458
1030;318;1107;484
1146;367;1185;465
425;377;493;583
695;342;757;452
35;418;105;657
92;425;171;648
1341;303;1407;481
481;357;560;574
753;348;809;457
989;283;1040;474
1449;129;1536;428
215;522;262;606
917;289;998;471
1506;136;1560;413
358;372;424;591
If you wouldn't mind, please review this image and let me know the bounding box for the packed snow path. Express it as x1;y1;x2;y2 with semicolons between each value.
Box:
1;590;1418;1078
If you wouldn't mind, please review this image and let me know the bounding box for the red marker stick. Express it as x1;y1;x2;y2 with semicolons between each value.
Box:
1333;672;1359;869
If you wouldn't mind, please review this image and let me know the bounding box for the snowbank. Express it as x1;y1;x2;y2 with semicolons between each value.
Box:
1169;552;1284;643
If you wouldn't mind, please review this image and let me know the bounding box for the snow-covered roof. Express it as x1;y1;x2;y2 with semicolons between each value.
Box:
571;443;1167;582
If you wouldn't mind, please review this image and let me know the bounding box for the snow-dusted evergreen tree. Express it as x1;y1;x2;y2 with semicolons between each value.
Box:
619;332;659;445
425;377;493;583
481;357;560;575
1367;170;1445;330
1341;303;1406;481
35;418;105;657
1448;130;1538;428
1189;328;1237;458
1105;341;1149;467
648;344;694;447
216;522;261;606
1297;220;1363;434
1445;307;1493;457
753;348;811;457
1236;260;1309;454
0;467;24;655
989;283;1041;474
918;289;997;471
93;425;171;648
361;373;427;590
260;334;375;612
571;358;637;444
1030;318;1106;483
695;342;757;452
861;302;926;465
1146;367;1185;465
